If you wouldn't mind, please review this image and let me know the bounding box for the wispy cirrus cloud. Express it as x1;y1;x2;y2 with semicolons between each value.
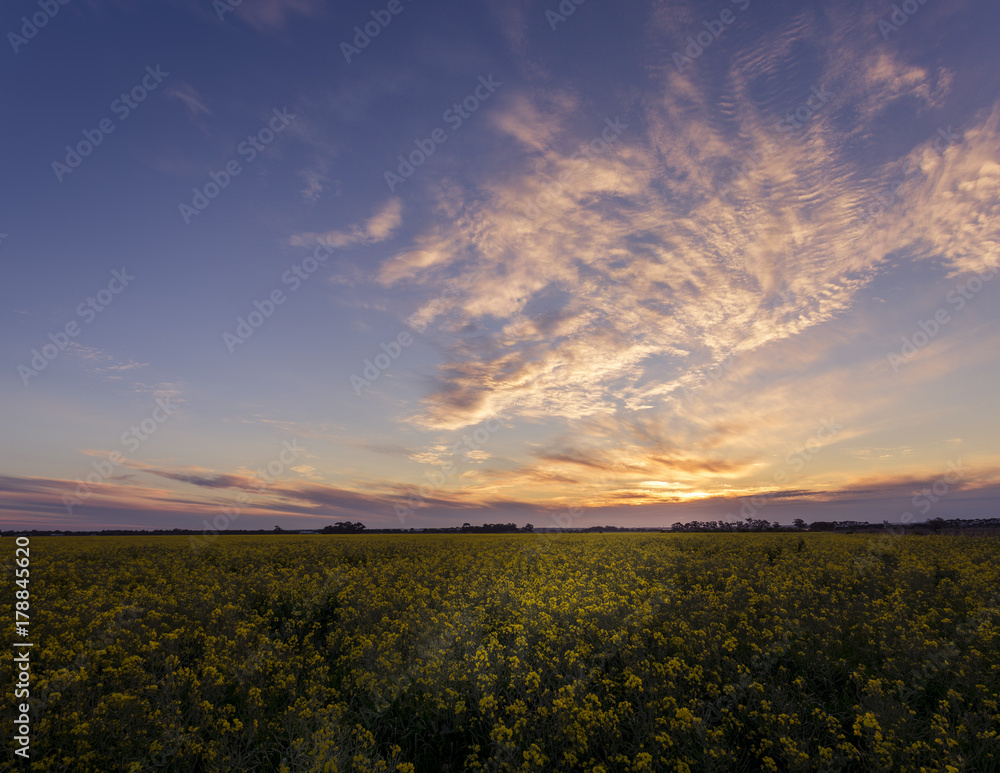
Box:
66;344;187;404
235;0;327;31
290;197;403;249
68;344;148;379
366;0;999;510
84;0;327;32
166;83;211;118
6;0;997;532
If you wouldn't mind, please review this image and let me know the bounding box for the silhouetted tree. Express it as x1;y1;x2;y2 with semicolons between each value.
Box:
321;521;367;534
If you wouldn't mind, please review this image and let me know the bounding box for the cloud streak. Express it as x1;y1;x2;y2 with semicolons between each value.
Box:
290;198;403;249
363;1;1000;511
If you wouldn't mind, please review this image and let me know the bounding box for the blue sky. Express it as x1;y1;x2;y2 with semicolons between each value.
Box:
2;0;999;531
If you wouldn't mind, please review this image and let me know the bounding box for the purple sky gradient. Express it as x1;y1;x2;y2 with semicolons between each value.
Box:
2;0;999;531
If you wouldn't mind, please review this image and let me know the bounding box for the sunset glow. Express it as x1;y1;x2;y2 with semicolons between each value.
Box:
2;0;999;531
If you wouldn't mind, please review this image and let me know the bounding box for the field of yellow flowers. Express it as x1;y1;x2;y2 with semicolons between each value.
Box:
2;533;999;772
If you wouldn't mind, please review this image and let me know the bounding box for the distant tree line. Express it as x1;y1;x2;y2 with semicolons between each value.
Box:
923;517;1000;531
6;516;1000;539
462;522;533;533
809;517;1000;533
320;521;367;534
662;517;1000;533
666;518;788;532
573;525;661;532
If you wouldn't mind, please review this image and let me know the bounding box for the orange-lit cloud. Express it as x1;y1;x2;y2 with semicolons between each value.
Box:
361;2;1000;516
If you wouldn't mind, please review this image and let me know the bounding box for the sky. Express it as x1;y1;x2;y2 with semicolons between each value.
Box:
1;0;999;532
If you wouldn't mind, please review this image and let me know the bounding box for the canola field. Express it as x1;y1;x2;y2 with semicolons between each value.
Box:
3;533;999;772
